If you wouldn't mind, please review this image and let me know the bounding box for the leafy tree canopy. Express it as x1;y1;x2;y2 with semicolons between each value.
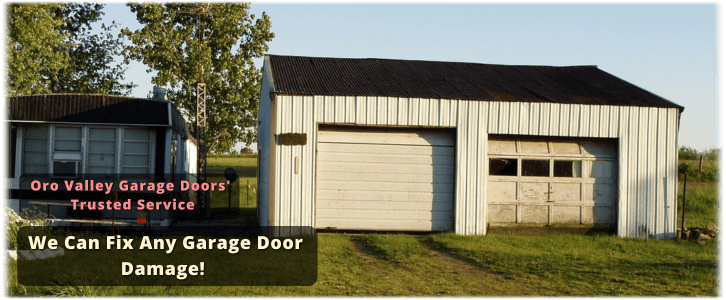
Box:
52;3;135;95
7;3;134;96
121;3;274;153
7;3;70;95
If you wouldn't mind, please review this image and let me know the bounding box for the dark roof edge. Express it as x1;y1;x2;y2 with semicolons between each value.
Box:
594;69;685;113
265;54;602;69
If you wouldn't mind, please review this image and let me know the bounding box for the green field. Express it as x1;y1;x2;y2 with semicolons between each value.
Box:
676;158;718;229
206;154;258;217
7;155;719;296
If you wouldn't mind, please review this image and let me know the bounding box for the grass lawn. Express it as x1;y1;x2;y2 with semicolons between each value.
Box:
7;155;719;296
8;233;716;296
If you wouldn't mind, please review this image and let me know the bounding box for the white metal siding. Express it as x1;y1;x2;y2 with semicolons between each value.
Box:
315;128;455;231
257;58;273;226
263;70;680;238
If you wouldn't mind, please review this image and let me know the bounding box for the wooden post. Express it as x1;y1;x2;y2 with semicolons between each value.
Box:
681;172;687;239
699;155;703;173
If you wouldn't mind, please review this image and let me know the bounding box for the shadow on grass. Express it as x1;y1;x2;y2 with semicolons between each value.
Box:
348;239;389;263
486;225;615;236
418;235;488;272
349;235;395;264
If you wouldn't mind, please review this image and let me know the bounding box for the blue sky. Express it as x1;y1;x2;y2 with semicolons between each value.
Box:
107;3;717;151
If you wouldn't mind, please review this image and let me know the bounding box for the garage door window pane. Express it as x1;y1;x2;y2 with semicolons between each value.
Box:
23;125;49;175
54;127;82;151
87;128;116;175
121;128;152;179
554;160;582;178
489;158;517;176
522;160;549;177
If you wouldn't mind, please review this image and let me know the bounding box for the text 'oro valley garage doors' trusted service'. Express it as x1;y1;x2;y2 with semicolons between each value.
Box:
487;135;617;227
315;126;455;231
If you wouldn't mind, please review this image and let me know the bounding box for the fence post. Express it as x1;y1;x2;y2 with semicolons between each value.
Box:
699;155;703;173
681;172;687;239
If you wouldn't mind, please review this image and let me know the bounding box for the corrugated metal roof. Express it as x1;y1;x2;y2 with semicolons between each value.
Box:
8;94;189;137
267;55;684;111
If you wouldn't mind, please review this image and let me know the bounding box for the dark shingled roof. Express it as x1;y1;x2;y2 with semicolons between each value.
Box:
267;55;683;111
9;94;190;138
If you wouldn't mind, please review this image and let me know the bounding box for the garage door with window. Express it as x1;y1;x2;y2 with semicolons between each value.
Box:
487;135;617;227
316;127;455;231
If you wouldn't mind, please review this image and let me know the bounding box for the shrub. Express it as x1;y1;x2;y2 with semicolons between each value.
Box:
678;146;699;160
6;207;53;250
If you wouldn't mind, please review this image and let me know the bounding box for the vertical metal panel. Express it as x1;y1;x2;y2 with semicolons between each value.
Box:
540;103;551;136
387;97;396;125
617;107;630;237
570;104;580;136
631;106;641;237
290;96;300;227
282;96;290;228
467;101;478;234
530;103;540;135
429;99;439;126
629;107;647;237
304;96;314;227
439;99;448;127
599;106;609;137
668;108;678;238
419;98;429;126
449;99;458;127
646;107;659;238
610;106;619;138
455;101;466;233
257;66;272;227
488;101;498;133
478;102;488;234
588;105;598;137
519;102;528;135
274;95;283;226
500;102;511;134
380;96;389;125
655;108;666;236
550;103;560;135
355;96;364;124
362;96;372;124
510;102;520;134
580;105;590;137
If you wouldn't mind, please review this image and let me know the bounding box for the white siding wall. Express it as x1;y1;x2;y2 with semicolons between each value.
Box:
264;90;679;238
257;61;273;228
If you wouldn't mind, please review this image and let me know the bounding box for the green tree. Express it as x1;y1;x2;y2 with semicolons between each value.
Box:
678;146;699;160
121;3;274;153
51;3;135;95
7;3;134;96
7;3;71;95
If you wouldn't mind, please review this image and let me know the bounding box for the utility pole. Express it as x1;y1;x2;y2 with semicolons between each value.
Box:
175;4;211;217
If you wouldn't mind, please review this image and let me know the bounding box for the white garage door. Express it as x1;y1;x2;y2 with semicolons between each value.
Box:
487;135;617;227
316;127;455;231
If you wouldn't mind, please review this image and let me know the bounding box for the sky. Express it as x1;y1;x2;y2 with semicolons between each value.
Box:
105;3;718;151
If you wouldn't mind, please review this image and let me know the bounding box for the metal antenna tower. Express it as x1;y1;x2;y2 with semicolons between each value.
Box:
175;4;212;217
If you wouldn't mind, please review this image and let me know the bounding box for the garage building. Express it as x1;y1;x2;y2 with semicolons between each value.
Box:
257;55;683;239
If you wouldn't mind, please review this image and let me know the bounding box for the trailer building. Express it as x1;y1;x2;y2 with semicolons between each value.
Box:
8;94;197;226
